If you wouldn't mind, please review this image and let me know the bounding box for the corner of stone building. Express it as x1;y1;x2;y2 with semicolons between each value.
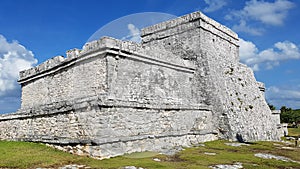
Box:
0;11;284;159
140;11;282;142
140;11;239;141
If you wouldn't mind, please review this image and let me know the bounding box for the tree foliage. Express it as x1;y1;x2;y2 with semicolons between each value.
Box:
280;106;300;126
268;103;276;110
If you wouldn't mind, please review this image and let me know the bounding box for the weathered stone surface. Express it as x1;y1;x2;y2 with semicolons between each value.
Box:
0;11;282;158
141;11;281;142
209;162;243;169
254;153;300;164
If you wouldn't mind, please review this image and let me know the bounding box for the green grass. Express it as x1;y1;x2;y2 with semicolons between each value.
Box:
0;140;300;169
288;127;300;137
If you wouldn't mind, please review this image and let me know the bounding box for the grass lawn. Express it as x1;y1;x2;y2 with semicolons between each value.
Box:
288;127;300;137
1;139;300;169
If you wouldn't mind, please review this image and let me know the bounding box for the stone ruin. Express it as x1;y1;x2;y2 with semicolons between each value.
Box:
0;11;283;158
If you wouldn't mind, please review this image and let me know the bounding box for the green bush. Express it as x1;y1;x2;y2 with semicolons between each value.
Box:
280;108;300;125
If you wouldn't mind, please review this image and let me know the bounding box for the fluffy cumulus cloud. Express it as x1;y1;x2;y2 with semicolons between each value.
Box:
0;34;37;113
239;38;300;71
203;0;227;12
266;86;300;109
241;0;294;25
121;23;141;43
226;0;294;35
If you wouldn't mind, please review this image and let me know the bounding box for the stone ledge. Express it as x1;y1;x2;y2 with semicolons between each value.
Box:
0;95;211;121
18;37;195;84
141;11;238;42
19;55;66;81
272;110;281;114
15;131;217;145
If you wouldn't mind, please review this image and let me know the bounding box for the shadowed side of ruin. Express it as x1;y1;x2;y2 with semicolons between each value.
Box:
0;11;282;158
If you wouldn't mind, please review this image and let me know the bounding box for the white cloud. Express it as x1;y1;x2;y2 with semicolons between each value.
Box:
226;0;294;35
242;0;294;26
203;0;227;12
239;38;300;71
266;86;300;109
121;23;141;43
0;34;37;113
232;20;263;36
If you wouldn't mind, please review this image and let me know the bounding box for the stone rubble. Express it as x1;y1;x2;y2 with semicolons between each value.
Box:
204;152;217;155
281;146;296;150
209;162;243;169
254;153;300;164
36;164;91;169
122;166;144;169
224;143;250;147
153;158;161;162
59;164;91;169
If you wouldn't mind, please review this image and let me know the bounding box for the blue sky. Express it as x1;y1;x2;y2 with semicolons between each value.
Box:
0;0;300;113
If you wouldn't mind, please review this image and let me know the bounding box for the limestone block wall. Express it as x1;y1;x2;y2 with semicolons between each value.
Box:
141;11;281;141
0;105;215;143
271;110;283;135
220;64;281;141
0;11;282;158
106;55;197;105
18;36;201;109
20;55;107;108
0;101;216;158
0;35;217;158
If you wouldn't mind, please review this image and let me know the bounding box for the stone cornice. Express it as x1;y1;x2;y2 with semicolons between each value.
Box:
141;11;238;45
18;37;195;84
0;95;211;121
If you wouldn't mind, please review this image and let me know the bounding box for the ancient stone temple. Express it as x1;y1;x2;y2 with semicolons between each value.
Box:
0;11;282;158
